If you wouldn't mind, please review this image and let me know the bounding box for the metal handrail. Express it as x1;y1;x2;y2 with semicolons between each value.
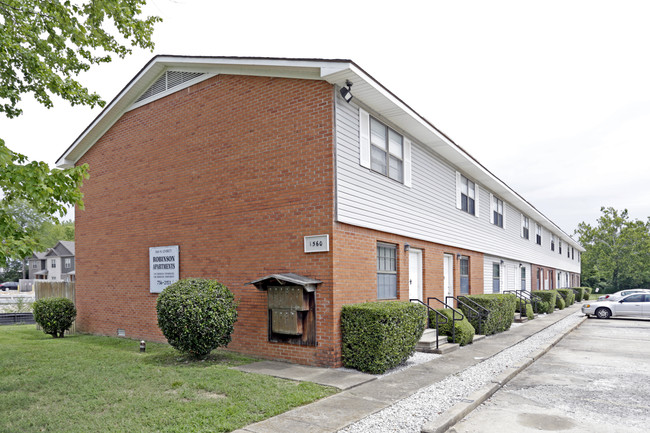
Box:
410;298;448;350
427;296;464;344
453;295;490;336
505;290;542;318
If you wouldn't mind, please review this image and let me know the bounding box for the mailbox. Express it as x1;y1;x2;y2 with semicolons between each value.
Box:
249;273;321;346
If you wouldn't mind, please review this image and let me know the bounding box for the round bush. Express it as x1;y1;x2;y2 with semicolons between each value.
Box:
156;278;238;358
556;295;566;310
32;297;76;338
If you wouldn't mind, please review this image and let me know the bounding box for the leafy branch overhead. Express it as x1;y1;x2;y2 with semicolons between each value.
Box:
0;0;160;118
0;0;159;262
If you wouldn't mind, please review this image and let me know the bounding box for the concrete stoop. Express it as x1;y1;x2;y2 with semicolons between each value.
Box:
417;329;460;354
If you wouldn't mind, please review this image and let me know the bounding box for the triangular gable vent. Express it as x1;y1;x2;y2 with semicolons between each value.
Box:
135;71;205;103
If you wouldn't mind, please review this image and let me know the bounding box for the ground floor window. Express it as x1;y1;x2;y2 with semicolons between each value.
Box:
492;263;500;293
460;256;470;294
377;243;397;299
521;267;526;291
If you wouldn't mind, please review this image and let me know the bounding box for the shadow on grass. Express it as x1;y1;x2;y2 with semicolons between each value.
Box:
142;348;257;368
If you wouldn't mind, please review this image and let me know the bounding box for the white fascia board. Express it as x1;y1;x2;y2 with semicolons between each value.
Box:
56;59;167;168
56;57;352;168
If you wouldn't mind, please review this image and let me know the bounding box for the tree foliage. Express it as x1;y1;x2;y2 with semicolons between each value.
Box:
0;0;159;262
575;207;650;292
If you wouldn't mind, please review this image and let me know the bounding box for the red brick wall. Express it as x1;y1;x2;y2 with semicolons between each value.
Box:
75;74;338;366
330;222;484;365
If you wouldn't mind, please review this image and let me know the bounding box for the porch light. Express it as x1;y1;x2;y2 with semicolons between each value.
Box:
404;243;410;252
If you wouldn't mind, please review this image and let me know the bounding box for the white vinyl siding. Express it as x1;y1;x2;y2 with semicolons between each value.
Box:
335;97;580;274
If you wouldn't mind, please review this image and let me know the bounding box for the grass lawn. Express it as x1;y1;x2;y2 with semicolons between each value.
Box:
0;325;337;433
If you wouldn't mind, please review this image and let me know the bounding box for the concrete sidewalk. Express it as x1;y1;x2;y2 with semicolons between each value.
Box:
232;303;585;433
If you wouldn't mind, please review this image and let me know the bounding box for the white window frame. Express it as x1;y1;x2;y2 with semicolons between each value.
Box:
51;259;56;269
456;173;480;217
551;234;556;252
490;194;505;228
64;258;72;269
536;224;542;245
521;214;530;239
359;108;412;187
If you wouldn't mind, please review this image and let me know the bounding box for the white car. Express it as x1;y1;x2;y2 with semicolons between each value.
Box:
583;293;650;319
597;289;650;302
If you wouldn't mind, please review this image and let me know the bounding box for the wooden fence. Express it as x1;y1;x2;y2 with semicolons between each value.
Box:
34;281;76;334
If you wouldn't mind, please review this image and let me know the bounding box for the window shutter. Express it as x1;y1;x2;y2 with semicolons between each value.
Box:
359;108;370;168
455;172;462;209
489;193;495;224
403;138;412;187
474;183;480;217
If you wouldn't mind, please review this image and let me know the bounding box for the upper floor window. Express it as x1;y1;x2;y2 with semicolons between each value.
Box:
559;240;562;255
572;247;575;260
536;224;542;245
65;258;72;269
51;259;56;268
370;117;403;182
460;175;476;215
521;215;530;239
32;261;37;269
491;196;504;228
377;243;397;299
551;234;555;252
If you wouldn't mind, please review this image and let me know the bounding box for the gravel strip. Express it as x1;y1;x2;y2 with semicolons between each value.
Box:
337;351;441;379
338;311;584;433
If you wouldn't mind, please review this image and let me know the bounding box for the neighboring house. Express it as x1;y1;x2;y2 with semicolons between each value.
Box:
28;241;75;282
56;57;583;367
27;251;49;280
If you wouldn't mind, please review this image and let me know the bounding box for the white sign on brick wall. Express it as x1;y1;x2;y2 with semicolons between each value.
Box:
304;235;329;253
149;245;179;293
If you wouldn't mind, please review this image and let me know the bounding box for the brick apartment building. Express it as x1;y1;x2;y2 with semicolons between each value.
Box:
57;56;582;367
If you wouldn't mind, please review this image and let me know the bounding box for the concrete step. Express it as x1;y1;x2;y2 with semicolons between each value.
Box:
416;329;460;354
473;334;486;343
513;314;529;323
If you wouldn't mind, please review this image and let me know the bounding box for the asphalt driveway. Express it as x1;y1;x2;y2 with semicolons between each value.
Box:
450;317;650;433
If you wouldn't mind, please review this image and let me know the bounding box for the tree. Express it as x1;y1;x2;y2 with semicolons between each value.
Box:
575;207;650;292
36;219;75;250
0;258;22;282
0;0;160;262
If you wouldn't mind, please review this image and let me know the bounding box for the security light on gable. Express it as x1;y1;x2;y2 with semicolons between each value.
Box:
340;80;353;103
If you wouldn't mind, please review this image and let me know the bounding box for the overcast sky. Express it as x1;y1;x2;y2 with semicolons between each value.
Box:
3;0;650;235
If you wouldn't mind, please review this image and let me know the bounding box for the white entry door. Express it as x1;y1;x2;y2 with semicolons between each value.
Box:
409;249;423;301
443;254;454;301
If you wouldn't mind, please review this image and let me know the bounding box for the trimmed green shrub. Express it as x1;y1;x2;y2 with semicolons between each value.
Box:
156;278;238;359
525;303;535;320
582;287;592;301
341;301;427;374
556;289;575;305
429;308;475;346
457;294;517;336
32;297;76;338
532;290;557;314
556;295;566;310
571;287;585;303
